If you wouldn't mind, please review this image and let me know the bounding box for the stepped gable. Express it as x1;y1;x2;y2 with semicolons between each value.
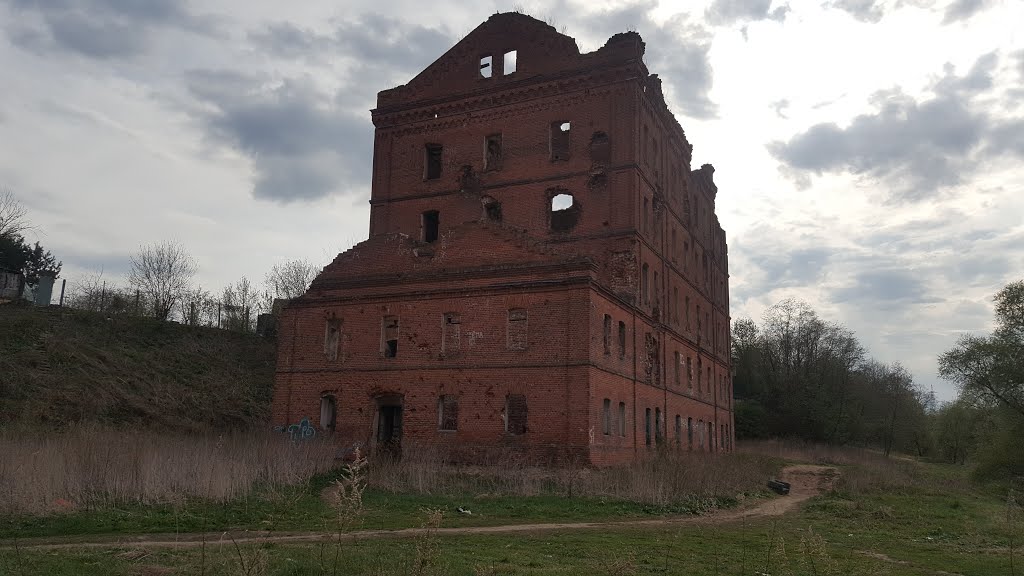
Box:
307;219;591;292
375;12;647;111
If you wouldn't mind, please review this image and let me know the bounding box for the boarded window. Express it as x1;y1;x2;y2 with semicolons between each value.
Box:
550;121;570;161
618;402;626;436
325;318;341;361
503;50;517;75
485;134;502;170
479;55;492;78
382;316;399;358
602;398;611;435
422;210;440;243
320;395;336;431
507;308;527;350
425;144;443;180
505;394;527;435
438;395;458;431
442;313;460;355
603;314;612;354
645;408;652;446
617;321;626;358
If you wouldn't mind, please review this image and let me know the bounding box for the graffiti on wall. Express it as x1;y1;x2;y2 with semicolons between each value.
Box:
275;417;316;441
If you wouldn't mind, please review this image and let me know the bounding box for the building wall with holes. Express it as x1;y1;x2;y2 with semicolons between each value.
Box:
273;12;735;465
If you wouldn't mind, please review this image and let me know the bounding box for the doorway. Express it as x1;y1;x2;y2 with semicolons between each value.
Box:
375;396;403;456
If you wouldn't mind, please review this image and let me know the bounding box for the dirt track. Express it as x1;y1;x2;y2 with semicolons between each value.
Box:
5;465;838;551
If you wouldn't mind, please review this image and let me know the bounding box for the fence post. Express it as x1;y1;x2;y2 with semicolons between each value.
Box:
217;303;222;329
59;279;66;307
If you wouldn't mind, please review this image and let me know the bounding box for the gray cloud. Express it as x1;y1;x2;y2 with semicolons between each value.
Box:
5;0;215;59
942;0;993;24
704;0;789;25
768;52;1022;202
829;0;885;22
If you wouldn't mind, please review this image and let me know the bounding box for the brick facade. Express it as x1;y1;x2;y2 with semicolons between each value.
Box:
272;13;734;466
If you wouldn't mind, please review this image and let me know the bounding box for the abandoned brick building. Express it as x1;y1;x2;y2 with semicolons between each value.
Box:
272;12;734;466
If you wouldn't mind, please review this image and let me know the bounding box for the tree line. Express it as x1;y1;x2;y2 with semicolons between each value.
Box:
734;281;1024;479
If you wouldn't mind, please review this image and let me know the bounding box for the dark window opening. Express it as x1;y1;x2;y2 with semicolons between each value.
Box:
425;144;443;180
641;264;649;304
507;308;528;350
687;356;693;388
675;415;682;445
503;50;517;75
382;316;399;358
550;192;579;231
479;55;492;78
506;394;528;435
483;198;503;222
485;134;502;170
617;321;626;358
687;417;694;449
603;314;612;354
550;121;570;161
422;210;440;243
589;131;610;165
655;408;663;444
438;395;458;431
645;408;652;446
602;398;611;435
320;395;336;431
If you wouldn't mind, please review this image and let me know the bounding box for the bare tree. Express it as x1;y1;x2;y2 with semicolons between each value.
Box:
221;276;266;331
128;241;198;320
266;259;319;300
0;188;31;240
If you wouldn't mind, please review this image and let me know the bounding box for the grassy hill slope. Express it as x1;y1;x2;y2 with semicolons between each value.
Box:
0;304;276;430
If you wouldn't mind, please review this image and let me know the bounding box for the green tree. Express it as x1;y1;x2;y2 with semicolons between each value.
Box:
939;280;1024;418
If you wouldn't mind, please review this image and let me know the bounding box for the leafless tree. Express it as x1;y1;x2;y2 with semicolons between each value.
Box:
128;241;198;320
0;188;31;240
265;259;319;301
221;276;266;331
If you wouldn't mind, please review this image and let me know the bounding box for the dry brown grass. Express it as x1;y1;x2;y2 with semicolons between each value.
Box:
0;424;336;516
366;443;779;506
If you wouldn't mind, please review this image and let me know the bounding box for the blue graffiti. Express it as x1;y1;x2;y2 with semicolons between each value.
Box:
284;417;316;441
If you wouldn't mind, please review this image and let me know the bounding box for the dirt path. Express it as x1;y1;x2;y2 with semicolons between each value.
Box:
5;465;838;551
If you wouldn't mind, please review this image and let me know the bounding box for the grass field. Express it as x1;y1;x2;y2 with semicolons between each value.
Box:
1;436;1020;575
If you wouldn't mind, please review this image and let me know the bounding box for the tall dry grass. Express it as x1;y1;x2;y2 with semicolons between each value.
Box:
366;443;779;507
0;424;336;516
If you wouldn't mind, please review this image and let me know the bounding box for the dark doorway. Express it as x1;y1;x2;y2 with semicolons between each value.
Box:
376;404;403;456
422;210;440;243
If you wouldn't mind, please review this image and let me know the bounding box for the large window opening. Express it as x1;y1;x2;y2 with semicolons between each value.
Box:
602;399;611;435
505;394;528;435
320;394;336;431
550;121;570;161
485;134;502;170
325;318;341;361
382;316;399;358
422;210;440;243
603;314;612;355
479;55;492;78
617;321;626;358
438;395;458;431
503;50;517;75
550;192;579;231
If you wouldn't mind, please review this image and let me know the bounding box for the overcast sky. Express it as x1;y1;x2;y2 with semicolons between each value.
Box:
1;0;1021;400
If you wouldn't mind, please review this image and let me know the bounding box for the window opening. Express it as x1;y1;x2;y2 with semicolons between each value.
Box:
505;394;528;435
479;55;492;78
603;314;612;354
602;398;611;435
550;121;570;161
438;395;458;431
422;210;439;243
507;308;528;350
549;192;579;231
655;408;663;444
687;417;694;449
641;264;649;304
320;395;336;431
425;144;443;180
617;321;626;358
675;415;682;445
503;50;517;75
618;402;626;436
687;356;693;388
485;134;502;170
325;318;341;361
382;316;399;358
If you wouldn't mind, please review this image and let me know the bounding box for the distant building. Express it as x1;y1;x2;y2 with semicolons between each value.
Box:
272;13;733;465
